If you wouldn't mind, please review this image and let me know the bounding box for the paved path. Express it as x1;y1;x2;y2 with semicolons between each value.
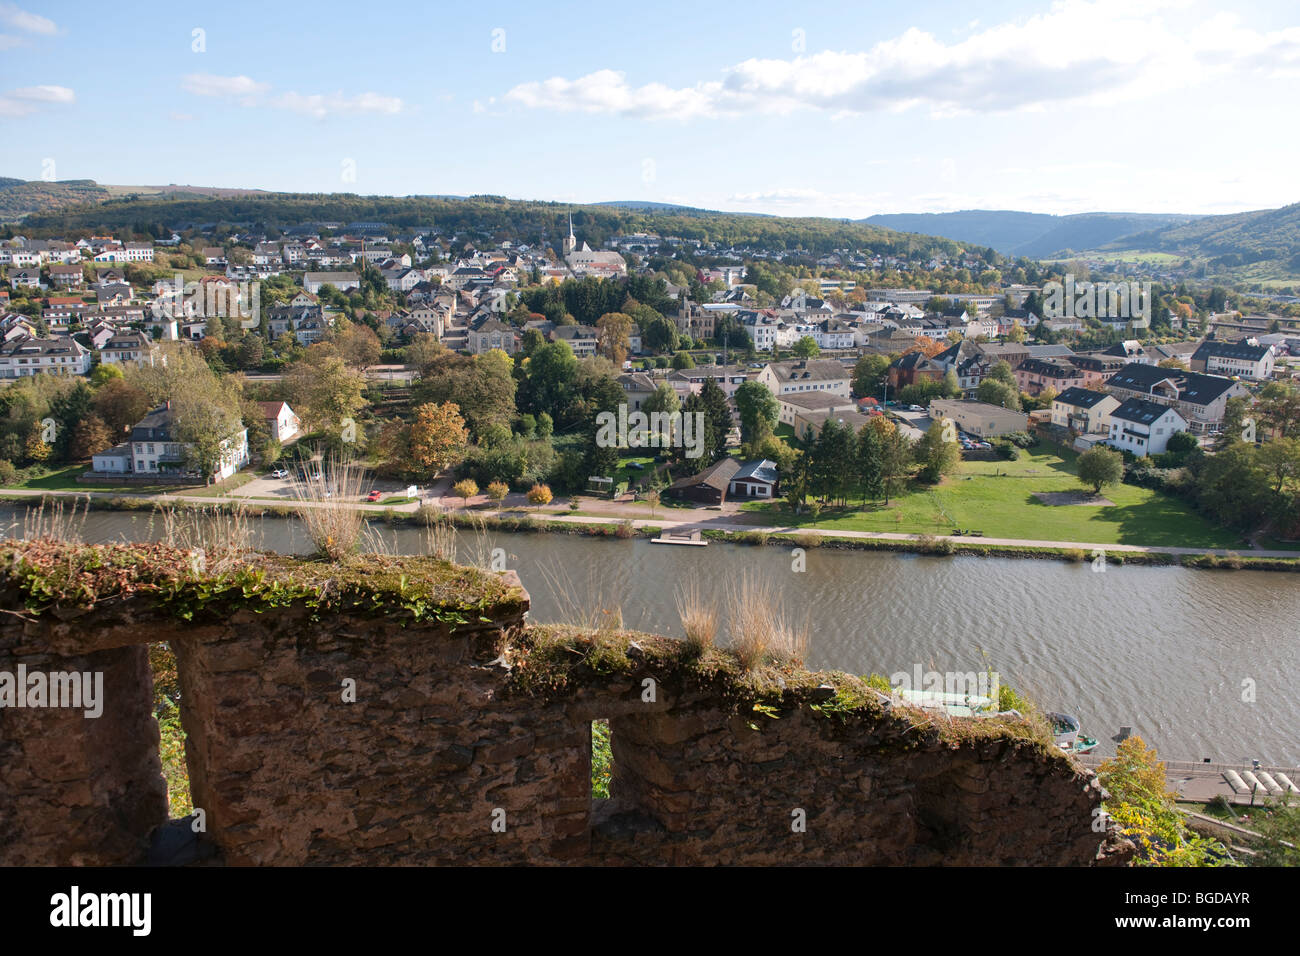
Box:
4;485;1298;559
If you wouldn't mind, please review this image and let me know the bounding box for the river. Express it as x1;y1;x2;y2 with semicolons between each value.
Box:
6;506;1297;765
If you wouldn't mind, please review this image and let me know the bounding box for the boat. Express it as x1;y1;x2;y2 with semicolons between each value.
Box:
1047;712;1098;755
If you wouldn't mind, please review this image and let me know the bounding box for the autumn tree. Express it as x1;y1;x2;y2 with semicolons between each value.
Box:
408;402;468;477
596;311;635;365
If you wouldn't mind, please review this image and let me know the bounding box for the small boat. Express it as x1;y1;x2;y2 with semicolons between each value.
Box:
1047;712;1098;755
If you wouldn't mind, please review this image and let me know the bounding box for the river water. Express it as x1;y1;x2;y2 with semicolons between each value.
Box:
7;507;1297;765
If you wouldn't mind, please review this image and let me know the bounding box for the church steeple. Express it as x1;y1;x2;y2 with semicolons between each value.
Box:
563;212;576;255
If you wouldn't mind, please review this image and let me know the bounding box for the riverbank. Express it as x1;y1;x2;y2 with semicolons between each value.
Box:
4;487;1299;572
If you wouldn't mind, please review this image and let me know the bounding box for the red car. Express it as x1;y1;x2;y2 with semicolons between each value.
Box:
366;490;383;502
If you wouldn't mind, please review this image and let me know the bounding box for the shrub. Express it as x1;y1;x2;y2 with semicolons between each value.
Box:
451;478;478;503
1063;547;1086;562
1004;431;1035;448
0;460;16;485
614;519;635;539
525;483;553;505
485;481;509;502
995;441;1019;460
793;530;821;549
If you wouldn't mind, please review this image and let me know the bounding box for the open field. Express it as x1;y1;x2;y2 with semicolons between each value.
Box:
741;448;1260;549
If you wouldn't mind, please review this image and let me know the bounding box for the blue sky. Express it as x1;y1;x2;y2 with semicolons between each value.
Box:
2;0;1298;217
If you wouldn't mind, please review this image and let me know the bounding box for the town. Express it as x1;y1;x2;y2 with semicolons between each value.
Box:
0;212;1297;558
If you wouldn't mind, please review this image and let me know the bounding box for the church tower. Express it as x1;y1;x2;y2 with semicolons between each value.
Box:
563;212;576;256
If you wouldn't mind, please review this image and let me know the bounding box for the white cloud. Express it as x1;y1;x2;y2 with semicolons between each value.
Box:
182;73;403;117
0;3;56;35
0;84;74;117
182;73;269;100
504;0;1300;119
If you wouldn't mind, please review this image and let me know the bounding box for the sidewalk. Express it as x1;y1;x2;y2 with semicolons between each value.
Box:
4;485;1297;559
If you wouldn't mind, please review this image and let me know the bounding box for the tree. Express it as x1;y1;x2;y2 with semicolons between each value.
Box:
68;414;114;460
285;346;367;437
1257;382;1300;439
733;380;778;446
792;336;819;358
640;314;678;353
682;378;731;462
852;354;890;399
1255;437;1300;496
452;478;478;505
1077;445;1123;495
409;402;468;476
671;351;695;370
416;349;517;439
977;377;1022;410
856;421;884;505
526;483;553;506
914;420;961;483
596;312;636;366
485;480;509;502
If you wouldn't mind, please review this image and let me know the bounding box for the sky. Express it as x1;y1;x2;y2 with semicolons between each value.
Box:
1;0;1298;219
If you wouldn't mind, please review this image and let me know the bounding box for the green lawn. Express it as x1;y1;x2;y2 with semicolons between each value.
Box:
741;449;1250;549
2;465;257;496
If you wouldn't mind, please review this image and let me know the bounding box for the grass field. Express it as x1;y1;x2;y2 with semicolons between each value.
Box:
741;448;1251;549
2;465;257;496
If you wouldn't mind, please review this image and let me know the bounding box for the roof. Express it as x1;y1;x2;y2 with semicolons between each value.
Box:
1111;397;1182;426
779;390;855;411
1054;387;1112;409
765;359;848;383
667;457;740;493
130;405;177;442
732;459;778;484
258;400;291;418
1192;340;1271;362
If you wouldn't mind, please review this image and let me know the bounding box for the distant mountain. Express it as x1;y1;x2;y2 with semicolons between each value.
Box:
1101;202;1300;278
0;178;110;221
862;209;1198;257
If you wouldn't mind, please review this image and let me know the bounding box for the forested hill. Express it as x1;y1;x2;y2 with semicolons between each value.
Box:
864;209;1197;257
16;191;984;259
1103;202;1300;274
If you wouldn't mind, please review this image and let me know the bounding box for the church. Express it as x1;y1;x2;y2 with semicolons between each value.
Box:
563;214;628;278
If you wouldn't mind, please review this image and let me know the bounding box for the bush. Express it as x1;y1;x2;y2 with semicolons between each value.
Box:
525;483;552;505
995;441;1019;460
1004;431;1035;448
1063;547;1086;562
0;460;17;485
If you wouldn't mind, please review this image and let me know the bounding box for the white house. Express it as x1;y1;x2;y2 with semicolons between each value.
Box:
303;272;361;294
1051;387;1120;435
107;403;250;481
258;401;302;443
0;336;92;378
1107;398;1187;457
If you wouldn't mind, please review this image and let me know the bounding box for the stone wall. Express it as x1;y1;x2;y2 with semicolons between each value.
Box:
0;542;1125;866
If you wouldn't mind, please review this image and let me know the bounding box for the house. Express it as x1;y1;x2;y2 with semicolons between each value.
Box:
1051;387;1119;435
617;372;657;411
100;403;249;481
258;401;301;443
1190;340;1276;380
728;459;779;499
1104;363;1247;436
48;263;84;288
551;324;598;359
98;331;161;368
666;457;740;505
467;317;519;355
303;272;361;294
1107;399;1188;458
0;335;92;378
1015;357;1085;396
777;390;859;428
202;247;227;267
927;399;1029;438
8;269;41;289
757;359;851;398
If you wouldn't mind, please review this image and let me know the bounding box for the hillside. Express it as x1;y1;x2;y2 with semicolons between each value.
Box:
863;209;1196;257
15;190;977;259
0;178;110;221
1104;202;1300;276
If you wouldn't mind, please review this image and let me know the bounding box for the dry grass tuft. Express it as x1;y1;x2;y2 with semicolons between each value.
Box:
13;496;90;544
675;579;718;654
289;455;368;561
154;503;254;574
726;570;809;670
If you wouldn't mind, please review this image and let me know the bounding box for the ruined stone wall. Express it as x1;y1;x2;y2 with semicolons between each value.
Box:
0;544;1120;866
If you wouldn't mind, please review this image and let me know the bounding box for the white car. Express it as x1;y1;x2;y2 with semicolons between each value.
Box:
270;468;289;479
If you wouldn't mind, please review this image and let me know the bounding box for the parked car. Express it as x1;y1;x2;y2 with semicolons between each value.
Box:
366;490;383;502
908;404;924;412
270;468;289;479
